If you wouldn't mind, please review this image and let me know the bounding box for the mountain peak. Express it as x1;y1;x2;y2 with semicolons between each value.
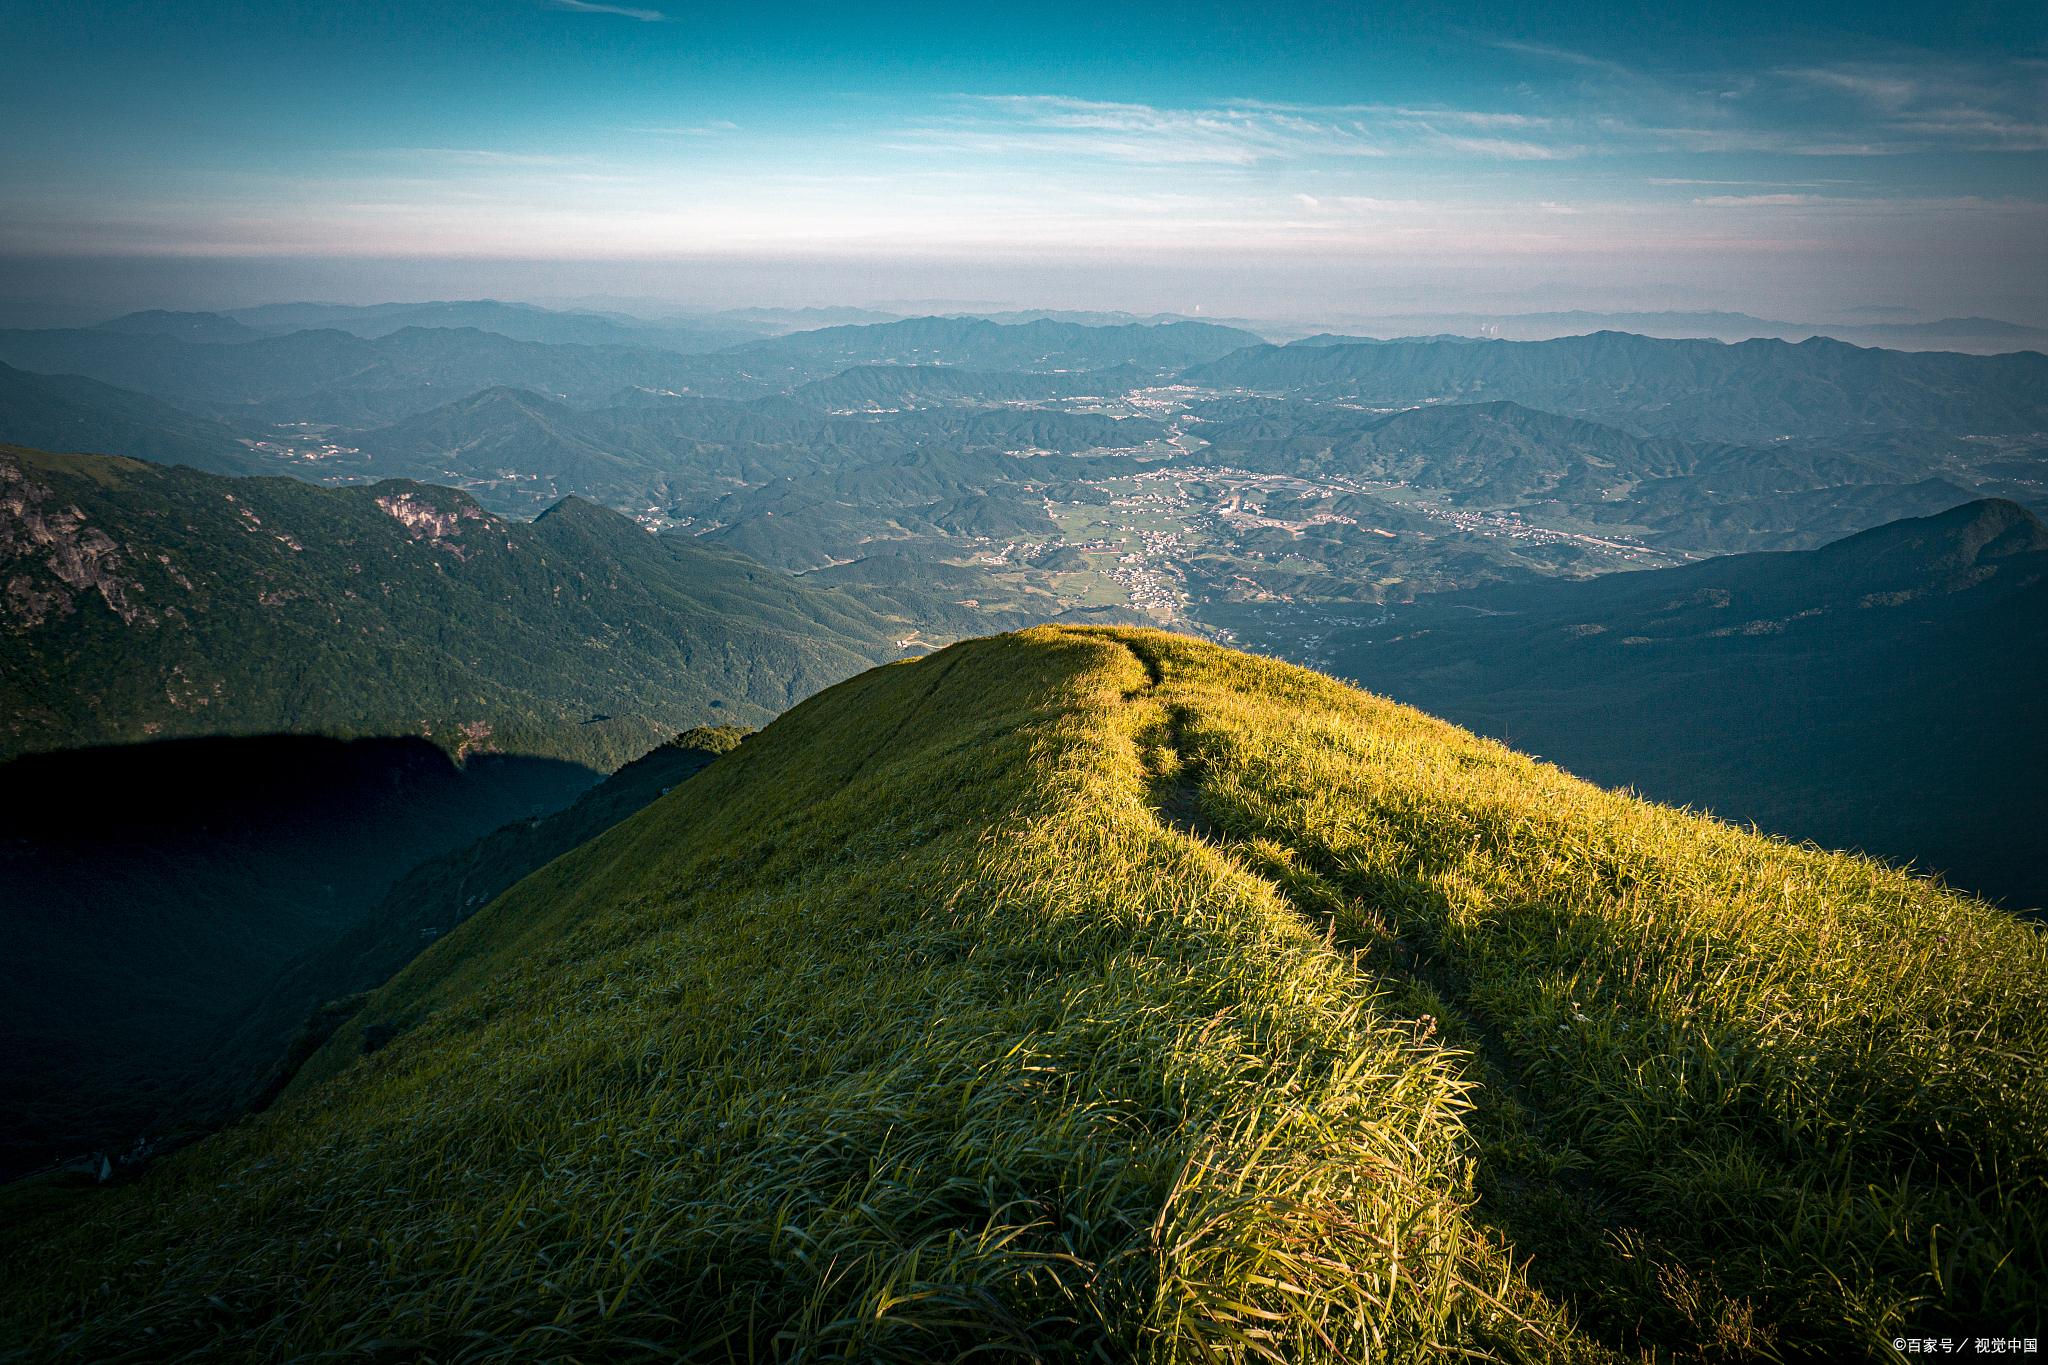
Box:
462;385;573;411
1820;496;2048;586
11;626;2037;1360
92;310;260;344
532;493;615;522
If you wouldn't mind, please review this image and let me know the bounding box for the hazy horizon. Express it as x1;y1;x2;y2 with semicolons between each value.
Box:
2;253;2043;335
4;0;2044;329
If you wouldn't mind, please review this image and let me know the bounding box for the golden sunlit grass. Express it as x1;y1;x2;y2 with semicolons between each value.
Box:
2;627;2039;1362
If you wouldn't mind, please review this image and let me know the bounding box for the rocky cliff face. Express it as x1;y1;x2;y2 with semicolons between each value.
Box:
0;443;925;771
2;451;156;628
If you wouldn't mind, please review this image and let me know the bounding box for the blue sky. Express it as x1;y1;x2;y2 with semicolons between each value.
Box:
2;0;2043;318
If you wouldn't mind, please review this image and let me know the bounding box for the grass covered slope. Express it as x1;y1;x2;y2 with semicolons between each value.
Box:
4;629;2042;1361
194;725;756;1121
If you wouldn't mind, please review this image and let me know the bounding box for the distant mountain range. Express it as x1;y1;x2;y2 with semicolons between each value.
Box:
0;315;1267;430
0;361;267;474
336;385;1166;525
0;325;782;426
6;341;2038;597
1;312;2042;621
1331;498;2048;912
1280;309;2048;353
209;300;776;354
94;310;266;344
724;316;1267;373
4;318;2043;448
791;362;1158;409
1184;332;2048;443
1184;397;1996;554
63;298;2048;363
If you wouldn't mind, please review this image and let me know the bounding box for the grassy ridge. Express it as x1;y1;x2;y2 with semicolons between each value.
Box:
2;628;2040;1361
191;725;756;1123
1186;672;2047;1346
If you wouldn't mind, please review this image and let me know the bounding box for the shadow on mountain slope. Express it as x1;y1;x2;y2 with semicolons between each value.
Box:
0;733;597;1179
1328;499;2048;913
191;725;752;1122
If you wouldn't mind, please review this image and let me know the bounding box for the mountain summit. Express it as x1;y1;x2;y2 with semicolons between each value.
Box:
5;628;2039;1360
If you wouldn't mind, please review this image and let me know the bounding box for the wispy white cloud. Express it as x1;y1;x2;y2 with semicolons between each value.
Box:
1497;43;2048;156
1649;179;1824;186
368;148;583;166
1777;62;2048;151
911;52;2043;172
1693;194;1835;206
895;95;1597;167
547;0;665;20
626;122;741;135
1430;135;1573;160
937;96;1388;165
1488;40;1635;78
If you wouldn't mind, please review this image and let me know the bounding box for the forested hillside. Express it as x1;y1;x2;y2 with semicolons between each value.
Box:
0;444;946;768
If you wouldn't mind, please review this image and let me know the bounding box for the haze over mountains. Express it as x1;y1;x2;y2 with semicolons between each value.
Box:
0;312;1266;430
1191;332;2048;442
195;301;779;354
1283;310;2048;354
3;305;2041;802
37;298;2048;354
1;307;2040;598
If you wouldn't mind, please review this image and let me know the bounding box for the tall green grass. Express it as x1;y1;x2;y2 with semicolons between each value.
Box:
2;627;2039;1362
1146;630;2047;1356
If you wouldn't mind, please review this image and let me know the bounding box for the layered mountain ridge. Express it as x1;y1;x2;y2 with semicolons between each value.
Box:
1184;331;2048;442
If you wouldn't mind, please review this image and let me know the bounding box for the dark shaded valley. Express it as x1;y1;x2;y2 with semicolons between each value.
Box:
0;733;595;1177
